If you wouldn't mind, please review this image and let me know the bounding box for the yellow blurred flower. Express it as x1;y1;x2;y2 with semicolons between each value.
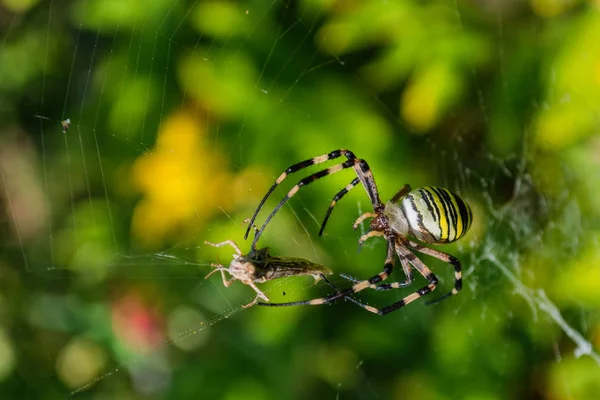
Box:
401;63;463;132
535;11;600;150
534;103;596;150
545;356;600;400
551;236;600;307
530;0;579;18
131;110;232;248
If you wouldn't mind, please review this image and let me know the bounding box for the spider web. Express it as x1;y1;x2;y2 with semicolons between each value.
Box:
0;0;599;398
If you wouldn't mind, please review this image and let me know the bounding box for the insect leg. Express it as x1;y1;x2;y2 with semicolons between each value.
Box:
205;240;242;255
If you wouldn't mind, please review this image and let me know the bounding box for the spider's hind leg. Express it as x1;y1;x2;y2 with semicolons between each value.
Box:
341;272;413;292
343;247;438;316
406;240;462;306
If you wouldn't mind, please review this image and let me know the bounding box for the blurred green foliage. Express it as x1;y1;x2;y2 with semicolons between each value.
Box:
1;0;600;399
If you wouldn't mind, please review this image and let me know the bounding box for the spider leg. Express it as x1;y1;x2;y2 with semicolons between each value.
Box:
332;158;383;229
317;274;343;294
251;157;382;248
319;177;360;236
341;274;412;291
340;252;413;290
245;149;362;240
389;184;412;203
242;218;259;233
406;240;462;305
353;212;378;229
342;233;414;290
257;237;396;307
348;246;438;315
241;218;262;250
358;230;384;246
246;149;383;246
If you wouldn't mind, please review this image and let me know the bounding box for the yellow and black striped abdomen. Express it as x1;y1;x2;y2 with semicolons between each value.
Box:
401;187;472;244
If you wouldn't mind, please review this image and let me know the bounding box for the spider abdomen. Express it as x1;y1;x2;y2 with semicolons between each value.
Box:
398;186;472;244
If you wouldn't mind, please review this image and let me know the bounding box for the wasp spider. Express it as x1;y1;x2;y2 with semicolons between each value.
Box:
205;240;333;308
245;149;473;315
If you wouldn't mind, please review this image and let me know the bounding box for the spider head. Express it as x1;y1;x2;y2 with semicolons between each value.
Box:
369;212;389;232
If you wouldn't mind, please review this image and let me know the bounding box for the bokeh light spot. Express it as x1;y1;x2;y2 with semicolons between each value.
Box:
0;328;15;381
56;337;107;390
